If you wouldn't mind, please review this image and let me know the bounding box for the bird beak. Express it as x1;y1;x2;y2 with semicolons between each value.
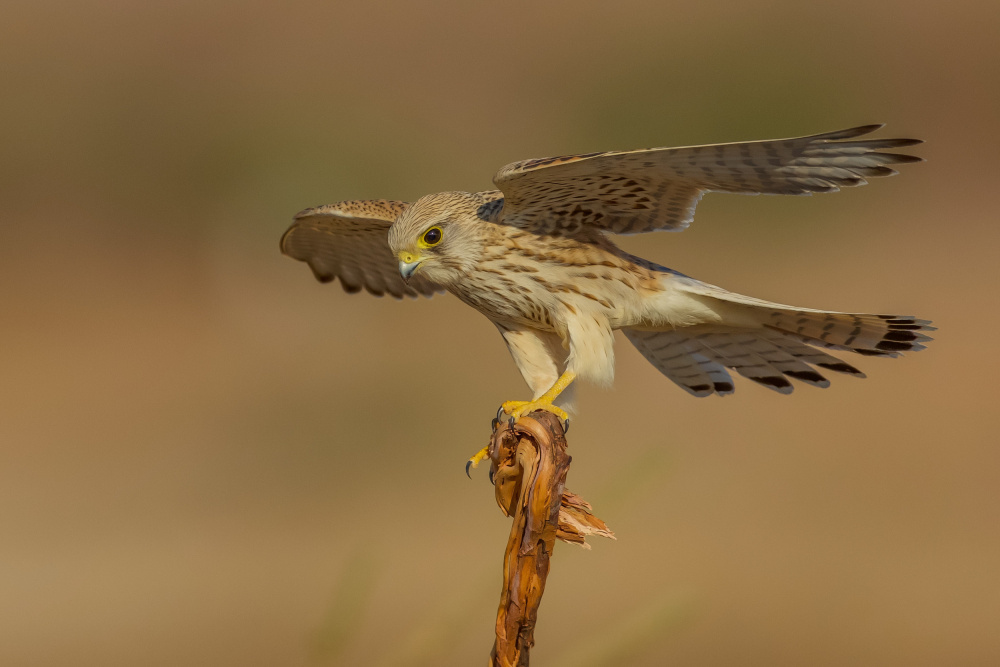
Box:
398;253;423;281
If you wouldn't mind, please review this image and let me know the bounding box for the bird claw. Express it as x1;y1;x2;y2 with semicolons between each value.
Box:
500;399;569;422
480;400;568;476
475;405;569;478
466;445;490;478
499;398;570;433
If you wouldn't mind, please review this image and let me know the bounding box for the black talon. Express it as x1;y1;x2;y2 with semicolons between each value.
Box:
496;405;506;422
488;468;495;485
508;416;516;427
563;419;570;434
465;460;473;478
491;417;500;430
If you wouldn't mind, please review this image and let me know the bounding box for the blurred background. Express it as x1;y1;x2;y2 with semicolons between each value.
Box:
2;1;998;665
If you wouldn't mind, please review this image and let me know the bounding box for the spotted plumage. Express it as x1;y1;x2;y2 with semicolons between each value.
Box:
282;124;932;410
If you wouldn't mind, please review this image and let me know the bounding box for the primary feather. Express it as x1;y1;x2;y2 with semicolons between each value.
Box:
493;124;922;235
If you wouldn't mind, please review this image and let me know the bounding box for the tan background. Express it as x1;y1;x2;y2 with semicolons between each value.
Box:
2;1;998;665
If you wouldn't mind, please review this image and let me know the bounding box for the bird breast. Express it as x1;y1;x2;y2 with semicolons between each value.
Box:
447;229;669;334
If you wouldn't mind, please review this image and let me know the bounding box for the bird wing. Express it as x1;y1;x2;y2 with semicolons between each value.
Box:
492;124;922;236
281;199;445;298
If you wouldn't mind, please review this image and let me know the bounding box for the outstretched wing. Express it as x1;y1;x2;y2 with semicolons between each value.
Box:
493;124;923;236
281;199;444;298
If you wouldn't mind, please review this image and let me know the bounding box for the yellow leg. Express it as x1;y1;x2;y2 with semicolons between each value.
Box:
501;371;576;423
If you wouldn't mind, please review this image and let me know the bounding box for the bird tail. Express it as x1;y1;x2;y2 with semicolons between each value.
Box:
624;279;934;397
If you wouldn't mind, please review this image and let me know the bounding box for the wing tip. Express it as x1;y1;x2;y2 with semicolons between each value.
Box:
815;123;885;141
784;369;831;388
850;122;886;135
311;267;335;284
684;380;738;397
815;361;866;378
748;375;795;394
817;124;926;148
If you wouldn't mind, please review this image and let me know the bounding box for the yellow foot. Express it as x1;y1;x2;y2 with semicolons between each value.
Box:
466;446;489;478
500;398;569;423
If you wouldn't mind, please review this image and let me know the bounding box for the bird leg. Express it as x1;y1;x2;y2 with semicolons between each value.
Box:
501;371;576;423
467;372;575;477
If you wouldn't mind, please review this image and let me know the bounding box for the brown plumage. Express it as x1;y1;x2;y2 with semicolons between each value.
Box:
281;125;932;418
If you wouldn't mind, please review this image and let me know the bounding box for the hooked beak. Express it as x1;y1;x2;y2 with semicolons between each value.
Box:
398;253;423;281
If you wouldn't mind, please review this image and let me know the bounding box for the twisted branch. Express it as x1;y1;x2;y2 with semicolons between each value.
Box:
485;411;614;666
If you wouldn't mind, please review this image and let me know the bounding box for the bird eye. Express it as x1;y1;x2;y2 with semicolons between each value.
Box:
421;227;443;246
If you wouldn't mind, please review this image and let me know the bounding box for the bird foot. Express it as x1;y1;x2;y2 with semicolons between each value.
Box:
500;398;569;424
467;400;572;477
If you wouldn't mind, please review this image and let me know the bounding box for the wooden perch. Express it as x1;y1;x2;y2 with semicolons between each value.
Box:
485;411;614;667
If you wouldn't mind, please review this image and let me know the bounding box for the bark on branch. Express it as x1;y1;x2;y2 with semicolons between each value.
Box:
485;411;614;666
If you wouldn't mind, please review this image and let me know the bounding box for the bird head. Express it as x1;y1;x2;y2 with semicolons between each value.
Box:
388;191;487;286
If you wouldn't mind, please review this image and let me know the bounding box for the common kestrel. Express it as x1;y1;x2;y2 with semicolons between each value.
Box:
282;124;932;461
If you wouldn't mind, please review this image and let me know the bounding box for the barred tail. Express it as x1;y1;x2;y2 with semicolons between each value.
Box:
627;280;934;397
761;310;933;357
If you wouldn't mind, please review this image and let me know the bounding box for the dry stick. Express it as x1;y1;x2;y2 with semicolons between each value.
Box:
486;411;614;667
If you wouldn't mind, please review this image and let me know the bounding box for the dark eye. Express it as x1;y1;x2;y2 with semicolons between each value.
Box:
422;227;442;246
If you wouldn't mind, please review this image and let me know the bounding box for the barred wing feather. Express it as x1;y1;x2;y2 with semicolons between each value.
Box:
281;199;444;299
494;125;922;236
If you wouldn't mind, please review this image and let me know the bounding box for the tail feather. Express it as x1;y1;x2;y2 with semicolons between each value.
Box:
694;333;795;394
676;277;935;356
708;333;832;388
627;327;852;396
762;311;934;357
757;332;866;378
624;329;734;397
627;278;933;397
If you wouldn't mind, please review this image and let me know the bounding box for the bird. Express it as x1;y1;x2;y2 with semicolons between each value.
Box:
281;124;933;468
